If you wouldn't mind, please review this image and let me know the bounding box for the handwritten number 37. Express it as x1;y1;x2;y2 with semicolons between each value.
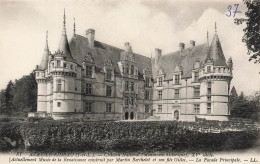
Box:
226;4;242;17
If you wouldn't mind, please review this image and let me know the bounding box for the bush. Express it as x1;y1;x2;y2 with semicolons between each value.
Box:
0;120;258;152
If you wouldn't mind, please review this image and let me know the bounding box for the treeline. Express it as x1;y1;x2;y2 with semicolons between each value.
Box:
0;72;37;116
230;86;259;121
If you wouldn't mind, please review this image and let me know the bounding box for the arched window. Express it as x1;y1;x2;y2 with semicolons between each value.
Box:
130;65;134;74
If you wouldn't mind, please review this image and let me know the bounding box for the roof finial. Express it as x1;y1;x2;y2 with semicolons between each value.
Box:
73;17;76;35
63;8;66;35
45;30;49;51
46;30;48;44
207;28;209;46
215;21;217;34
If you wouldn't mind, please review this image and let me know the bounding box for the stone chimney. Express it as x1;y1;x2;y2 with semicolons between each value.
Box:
155;48;162;67
124;42;133;52
86;29;95;48
190;40;195;48
179;43;185;51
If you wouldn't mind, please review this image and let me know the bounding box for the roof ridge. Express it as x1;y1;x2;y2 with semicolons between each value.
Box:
163;43;208;57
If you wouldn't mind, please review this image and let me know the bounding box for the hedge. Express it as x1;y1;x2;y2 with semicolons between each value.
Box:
0;120;258;152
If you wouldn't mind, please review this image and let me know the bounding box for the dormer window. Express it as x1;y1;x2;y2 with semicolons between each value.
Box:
126;64;129;74
194;72;199;82
86;66;92;78
57;60;61;67
158;77;163;86
207;66;211;73
130;65;134;74
175;75;180;84
63;63;67;68
106;69;112;81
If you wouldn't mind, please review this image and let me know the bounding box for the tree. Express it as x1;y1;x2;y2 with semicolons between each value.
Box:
12;72;37;114
1;81;14;114
231;91;255;119
230;86;238;106
234;0;260;63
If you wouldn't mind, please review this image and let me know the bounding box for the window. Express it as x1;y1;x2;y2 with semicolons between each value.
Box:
57;79;62;92
158;90;162;100
194;104;200;114
125;64;129;74
158;77;163;86
57;102;61;107
106;70;112;81
207;103;211;114
145;105;149;113
174;89;180;99
85;102;91;113
130;97;134;105
194;87;200;97
86;66;92;78
57;60;61;67
145;77;150;87
106;103;112;112
86;83;92;95
36;72;39;76
130;82;134;91
158;105;162;113
207;82;211;94
125;81;129;91
194;72;199;82
106;85;112;97
175;75;180;84
218;68;221;73
145;91;149;100
207;96;211;102
71;65;73;70
130;65;134;74
125;98;129;106
207;66;211;73
63;63;67;68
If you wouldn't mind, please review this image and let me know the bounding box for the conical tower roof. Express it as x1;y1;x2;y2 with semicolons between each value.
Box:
207;23;227;66
39;31;49;70
57;9;74;62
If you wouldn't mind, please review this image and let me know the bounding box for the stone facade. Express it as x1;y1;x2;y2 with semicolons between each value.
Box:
34;13;233;121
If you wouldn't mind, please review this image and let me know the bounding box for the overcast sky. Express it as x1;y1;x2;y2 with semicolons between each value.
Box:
0;0;259;95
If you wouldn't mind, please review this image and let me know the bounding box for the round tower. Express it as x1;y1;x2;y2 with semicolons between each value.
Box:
35;31;50;115
49;9;78;119
198;25;232;121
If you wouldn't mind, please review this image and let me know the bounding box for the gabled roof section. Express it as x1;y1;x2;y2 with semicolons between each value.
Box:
152;43;209;80
207;34;227;66
69;34;152;77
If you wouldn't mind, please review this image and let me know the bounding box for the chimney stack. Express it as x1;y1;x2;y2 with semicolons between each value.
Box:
155;48;162;67
124;42;132;52
190;40;195;48
179;43;185;50
86;29;95;48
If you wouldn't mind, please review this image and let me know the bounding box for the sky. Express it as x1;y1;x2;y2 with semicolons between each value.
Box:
0;0;259;95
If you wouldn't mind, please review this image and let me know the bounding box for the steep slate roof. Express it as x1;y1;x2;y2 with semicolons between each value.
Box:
152;43;210;80
38;39;49;70
207;34;228;66
57;32;75;62
69;34;152;78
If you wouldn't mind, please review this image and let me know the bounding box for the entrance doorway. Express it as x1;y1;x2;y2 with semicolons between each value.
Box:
130;112;134;120
125;112;129;120
174;110;179;121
